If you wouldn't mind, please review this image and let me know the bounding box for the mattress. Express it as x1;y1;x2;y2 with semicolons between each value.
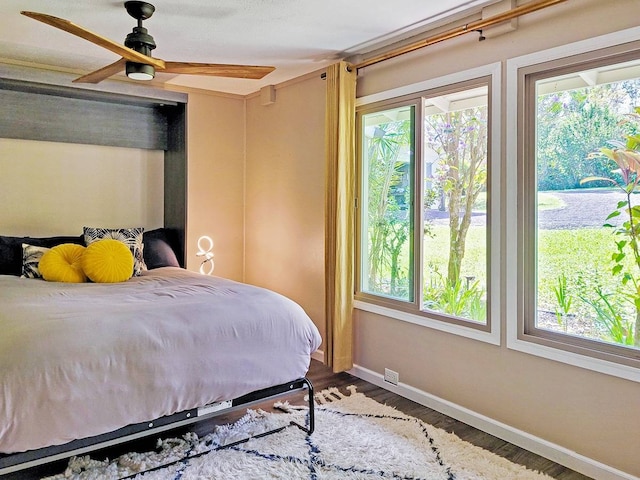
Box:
0;267;321;453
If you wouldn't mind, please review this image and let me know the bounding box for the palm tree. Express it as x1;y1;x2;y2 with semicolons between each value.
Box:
365;119;412;298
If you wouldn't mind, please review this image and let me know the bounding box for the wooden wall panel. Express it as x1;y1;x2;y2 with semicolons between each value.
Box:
164;103;187;266
0;88;168;150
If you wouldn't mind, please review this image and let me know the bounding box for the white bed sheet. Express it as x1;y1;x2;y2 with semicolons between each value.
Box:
0;267;321;453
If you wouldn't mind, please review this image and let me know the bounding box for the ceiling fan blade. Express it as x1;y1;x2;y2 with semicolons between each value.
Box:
72;58;128;84
20;11;165;69
162;62;275;79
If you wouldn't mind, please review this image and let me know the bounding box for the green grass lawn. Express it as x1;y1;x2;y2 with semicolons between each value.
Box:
369;184;639;344
422;225;618;313
377;188;636;344
424;191;612;308
423;226;486;285
538;228;617;311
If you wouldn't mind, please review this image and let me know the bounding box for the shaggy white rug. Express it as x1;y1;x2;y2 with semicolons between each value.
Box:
45;387;553;480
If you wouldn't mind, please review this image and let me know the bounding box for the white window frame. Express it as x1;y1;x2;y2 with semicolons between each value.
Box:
505;26;640;382
355;63;502;346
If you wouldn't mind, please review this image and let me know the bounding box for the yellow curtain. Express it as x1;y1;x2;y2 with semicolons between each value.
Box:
325;61;357;373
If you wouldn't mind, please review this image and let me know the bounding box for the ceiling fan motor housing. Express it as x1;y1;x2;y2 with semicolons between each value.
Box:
124;22;156;80
125;26;156;56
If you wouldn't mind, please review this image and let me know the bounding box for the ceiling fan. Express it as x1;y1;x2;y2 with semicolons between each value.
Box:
20;1;275;84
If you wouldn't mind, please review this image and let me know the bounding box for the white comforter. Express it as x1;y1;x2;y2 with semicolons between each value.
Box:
0;267;321;453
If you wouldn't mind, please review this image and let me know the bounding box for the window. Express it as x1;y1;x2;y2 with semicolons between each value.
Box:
527;54;640;364
356;65;500;343
422;86;489;324
507;31;640;379
360;104;416;303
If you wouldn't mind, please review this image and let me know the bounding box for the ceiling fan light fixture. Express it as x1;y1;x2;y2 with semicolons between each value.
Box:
126;62;155;81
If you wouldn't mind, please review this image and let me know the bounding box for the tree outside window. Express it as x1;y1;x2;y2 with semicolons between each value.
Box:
532;61;640;352
423;92;488;323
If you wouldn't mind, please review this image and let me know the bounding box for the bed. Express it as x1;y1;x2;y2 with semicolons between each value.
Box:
0;229;322;474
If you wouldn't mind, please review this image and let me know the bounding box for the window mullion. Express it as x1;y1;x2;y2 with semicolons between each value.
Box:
414;98;426;311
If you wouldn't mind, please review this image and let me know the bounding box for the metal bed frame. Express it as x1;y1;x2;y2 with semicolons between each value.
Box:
0;377;314;476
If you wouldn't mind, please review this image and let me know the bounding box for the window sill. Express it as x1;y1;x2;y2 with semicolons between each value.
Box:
354;299;500;346
506;330;640;383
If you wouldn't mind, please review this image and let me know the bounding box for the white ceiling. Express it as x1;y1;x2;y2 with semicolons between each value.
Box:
0;0;498;95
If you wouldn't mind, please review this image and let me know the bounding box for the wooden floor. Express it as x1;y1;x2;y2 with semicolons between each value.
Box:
5;360;591;479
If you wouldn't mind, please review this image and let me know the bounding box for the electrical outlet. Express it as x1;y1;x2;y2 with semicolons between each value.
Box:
384;368;399;386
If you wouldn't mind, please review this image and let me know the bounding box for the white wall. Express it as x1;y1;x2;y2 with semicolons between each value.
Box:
244;74;327;345
184;91;246;281
0;138;164;236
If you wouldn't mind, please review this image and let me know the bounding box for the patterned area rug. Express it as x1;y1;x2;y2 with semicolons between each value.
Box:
44;387;553;479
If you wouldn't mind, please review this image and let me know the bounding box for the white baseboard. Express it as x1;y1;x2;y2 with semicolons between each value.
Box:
349;364;638;480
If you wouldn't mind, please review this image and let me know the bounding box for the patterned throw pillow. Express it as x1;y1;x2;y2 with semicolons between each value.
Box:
21;244;50;279
83;227;146;276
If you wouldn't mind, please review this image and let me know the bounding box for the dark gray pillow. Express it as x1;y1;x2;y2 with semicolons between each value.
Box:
0;235;84;276
143;228;181;269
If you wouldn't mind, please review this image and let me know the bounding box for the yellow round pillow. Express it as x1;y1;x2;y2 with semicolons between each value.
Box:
82;238;134;283
39;244;87;283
